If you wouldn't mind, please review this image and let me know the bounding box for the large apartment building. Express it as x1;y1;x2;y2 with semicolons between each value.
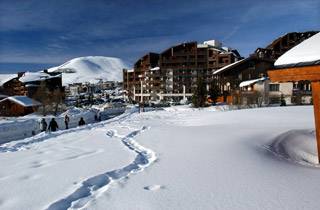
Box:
124;31;318;105
213;31;318;105
123;40;242;102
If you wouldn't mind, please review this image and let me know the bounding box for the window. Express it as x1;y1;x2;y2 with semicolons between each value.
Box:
269;84;280;92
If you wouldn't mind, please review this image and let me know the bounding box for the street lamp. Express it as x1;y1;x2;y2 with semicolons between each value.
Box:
138;74;143;103
138;74;146;112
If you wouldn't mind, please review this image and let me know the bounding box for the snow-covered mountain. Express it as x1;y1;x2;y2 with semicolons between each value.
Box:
48;56;128;86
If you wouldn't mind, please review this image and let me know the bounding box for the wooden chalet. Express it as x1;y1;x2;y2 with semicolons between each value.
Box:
0;96;41;116
267;32;320;162
19;71;64;102
0;73;26;96
213;31;318;105
0;71;64;116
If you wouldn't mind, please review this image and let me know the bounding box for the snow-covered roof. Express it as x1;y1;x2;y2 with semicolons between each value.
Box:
197;44;209;48
0;94;9;99
126;69;134;73
203;40;222;48
19;72;60;83
0;96;42;107
0;74;17;86
197;44;226;53
150;67;160;71
213;59;247;75
239;77;268;87
275;32;320;67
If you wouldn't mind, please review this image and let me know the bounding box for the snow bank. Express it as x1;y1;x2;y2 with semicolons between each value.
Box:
0;118;40;144
268;129;319;166
0;106;138;145
0;108;97;144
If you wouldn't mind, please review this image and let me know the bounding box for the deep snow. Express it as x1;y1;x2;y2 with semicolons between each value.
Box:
0;106;319;210
268;129;318;166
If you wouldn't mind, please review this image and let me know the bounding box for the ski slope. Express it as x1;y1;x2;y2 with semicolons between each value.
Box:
0;106;319;210
48;56;127;86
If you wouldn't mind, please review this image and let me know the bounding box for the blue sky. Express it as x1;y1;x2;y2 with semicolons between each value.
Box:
0;0;319;73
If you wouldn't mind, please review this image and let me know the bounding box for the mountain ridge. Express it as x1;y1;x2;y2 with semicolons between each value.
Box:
48;56;127;86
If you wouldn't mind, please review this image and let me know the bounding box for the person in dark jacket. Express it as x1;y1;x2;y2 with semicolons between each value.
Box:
40;118;47;132
64;114;70;129
48;118;59;132
78;117;85;126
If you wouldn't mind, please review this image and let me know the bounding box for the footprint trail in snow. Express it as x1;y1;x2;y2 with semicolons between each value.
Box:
46;125;156;210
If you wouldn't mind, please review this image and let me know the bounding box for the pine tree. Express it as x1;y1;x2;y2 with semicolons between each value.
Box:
209;80;221;105
33;81;50;115
192;77;207;108
51;87;64;115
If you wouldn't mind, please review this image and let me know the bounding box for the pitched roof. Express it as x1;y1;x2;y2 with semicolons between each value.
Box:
150;67;160;71
19;71;61;83
0;96;42;107
239;77;268;87
275;32;320;68
0;74;17;86
213;59;247;75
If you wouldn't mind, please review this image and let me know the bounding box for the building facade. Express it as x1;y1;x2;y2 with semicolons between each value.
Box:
0;96;41;116
0;71;64;106
212;31;318;105
123;40;242;102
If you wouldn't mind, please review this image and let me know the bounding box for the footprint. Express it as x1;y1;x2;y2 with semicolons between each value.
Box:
0;199;5;207
19;174;41;180
30;161;46;168
106;130;115;137
143;185;164;191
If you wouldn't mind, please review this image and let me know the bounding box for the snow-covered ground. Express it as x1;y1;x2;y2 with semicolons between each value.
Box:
0;106;130;144
0;105;319;210
0;108;97;144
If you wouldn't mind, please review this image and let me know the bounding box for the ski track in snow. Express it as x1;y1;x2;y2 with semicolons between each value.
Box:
46;125;157;210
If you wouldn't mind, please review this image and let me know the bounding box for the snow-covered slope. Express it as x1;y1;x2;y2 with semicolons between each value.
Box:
0;106;319;210
48;56;127;86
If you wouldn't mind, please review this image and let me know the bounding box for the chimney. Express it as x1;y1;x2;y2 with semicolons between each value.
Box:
17;72;25;78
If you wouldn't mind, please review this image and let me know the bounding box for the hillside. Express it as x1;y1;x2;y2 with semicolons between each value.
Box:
48;56;127;86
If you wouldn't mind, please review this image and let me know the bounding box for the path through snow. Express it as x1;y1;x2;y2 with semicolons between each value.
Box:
46;126;156;210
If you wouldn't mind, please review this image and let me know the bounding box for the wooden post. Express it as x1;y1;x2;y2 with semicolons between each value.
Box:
311;81;320;164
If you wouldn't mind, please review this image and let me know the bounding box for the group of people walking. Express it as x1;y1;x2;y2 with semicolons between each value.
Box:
40;115;86;132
